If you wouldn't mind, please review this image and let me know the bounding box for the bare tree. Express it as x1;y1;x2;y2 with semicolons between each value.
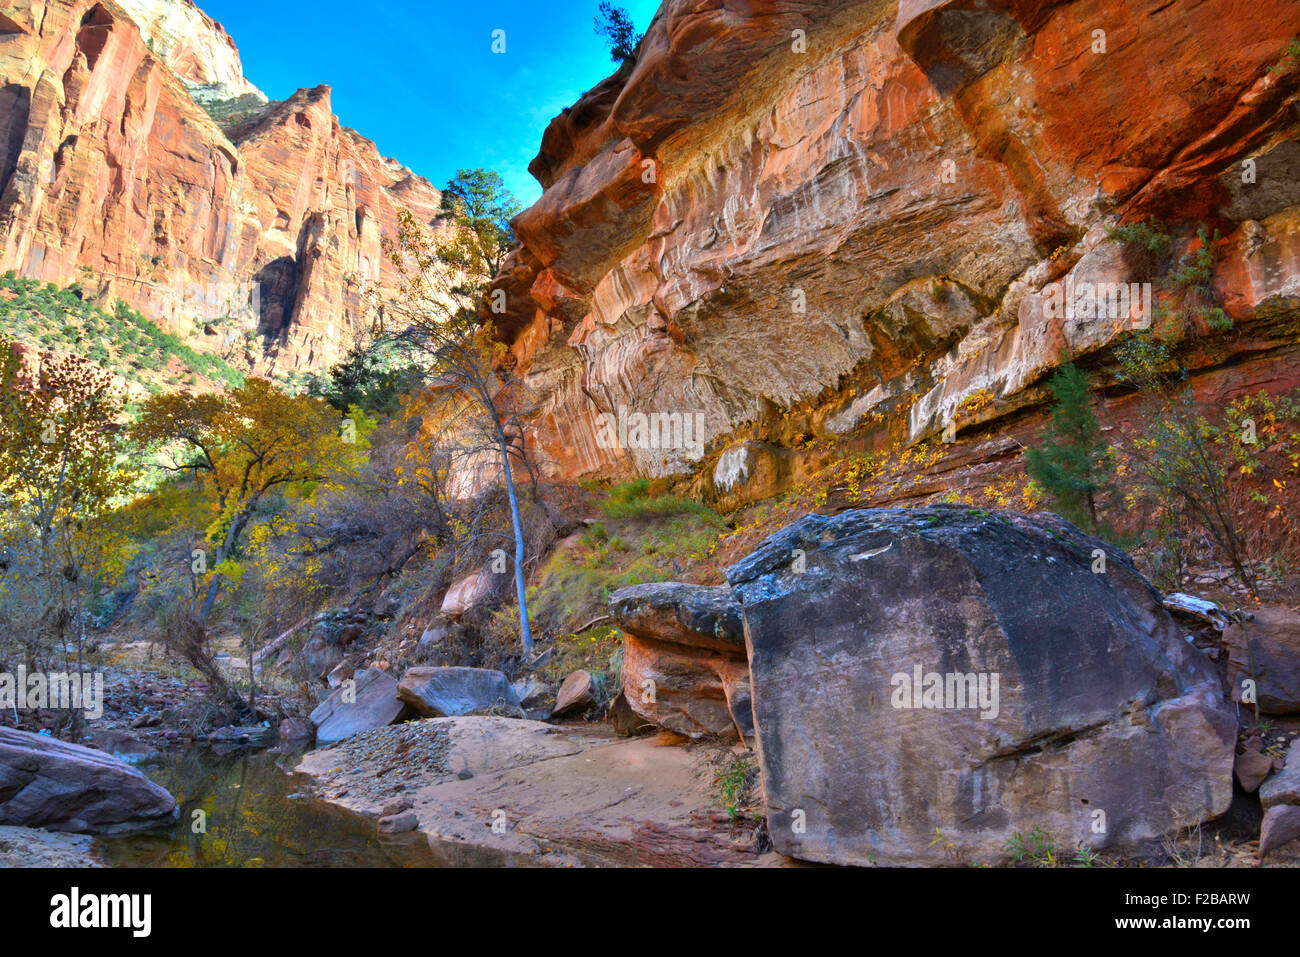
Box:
372;208;538;656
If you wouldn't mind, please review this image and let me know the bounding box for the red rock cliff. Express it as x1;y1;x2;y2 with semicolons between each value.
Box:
494;0;1300;501
0;0;444;371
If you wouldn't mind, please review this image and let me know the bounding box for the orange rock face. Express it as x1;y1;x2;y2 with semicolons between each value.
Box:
0;0;443;372
493;0;1300;495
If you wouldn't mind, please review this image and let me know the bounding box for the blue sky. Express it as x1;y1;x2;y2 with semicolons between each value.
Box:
202;0;662;206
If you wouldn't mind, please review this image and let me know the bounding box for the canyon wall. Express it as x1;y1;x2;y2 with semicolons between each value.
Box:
1;0;1298;499
494;0;1300;501
0;0;443;371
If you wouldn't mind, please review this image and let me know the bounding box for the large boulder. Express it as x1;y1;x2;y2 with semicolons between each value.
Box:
396;667;522;718
0;728;178;834
440;567;507;619
725;507;1235;867
309;668;411;746
1225;605;1300;714
609;582;754;740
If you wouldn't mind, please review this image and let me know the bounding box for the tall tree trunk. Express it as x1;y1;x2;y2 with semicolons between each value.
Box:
497;427;534;657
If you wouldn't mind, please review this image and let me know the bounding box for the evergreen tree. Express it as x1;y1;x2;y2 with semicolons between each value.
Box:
594;3;642;64
1024;363;1117;535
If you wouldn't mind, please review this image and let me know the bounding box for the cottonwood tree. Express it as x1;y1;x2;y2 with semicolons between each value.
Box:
0;340;136;679
373;206;538;656
130;378;363;625
1113;335;1254;592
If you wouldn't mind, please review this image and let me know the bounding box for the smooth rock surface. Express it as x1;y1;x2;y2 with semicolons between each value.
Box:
726;507;1235;866
0;728;178;834
1225;605;1300;714
309;668;410;746
396;667;521;718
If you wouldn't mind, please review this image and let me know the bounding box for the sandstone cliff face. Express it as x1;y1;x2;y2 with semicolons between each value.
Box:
112;0;263;104
495;0;1300;497
0;0;443;372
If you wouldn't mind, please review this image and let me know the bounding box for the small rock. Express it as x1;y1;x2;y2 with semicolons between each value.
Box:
1235;748;1273;793
377;811;419;834
1260;805;1300;856
553;670;595;716
381;797;414;816
512;676;549;710
608;691;653;736
327;662;355;689
1162;593;1229;630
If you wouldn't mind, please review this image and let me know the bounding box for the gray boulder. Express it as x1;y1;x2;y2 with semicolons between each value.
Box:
1225;604;1300;714
0;727;178;834
309;668;410;746
396;667;521;718
726;507;1235;866
1260;754;1300;809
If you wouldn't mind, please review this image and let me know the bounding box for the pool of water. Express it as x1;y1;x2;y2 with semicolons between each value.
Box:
95;748;442;868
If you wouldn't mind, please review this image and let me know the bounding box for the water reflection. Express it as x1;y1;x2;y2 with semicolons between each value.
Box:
96;749;440;868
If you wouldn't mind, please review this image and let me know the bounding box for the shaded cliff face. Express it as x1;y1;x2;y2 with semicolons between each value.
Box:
0;0;443;372
495;0;1300;497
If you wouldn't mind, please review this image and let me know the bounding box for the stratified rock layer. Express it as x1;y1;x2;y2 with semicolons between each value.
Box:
493;0;1300;494
609;581;753;740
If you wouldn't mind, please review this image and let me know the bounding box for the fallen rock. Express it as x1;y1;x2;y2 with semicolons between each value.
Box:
726;507;1236;867
309;668;411;746
375;590;401;619
277;717;314;748
327;662;355;689
1260;805;1300;857
553;670;595;716
608;691;654;736
609;582;754;740
396;667;521;718
1260;755;1300;809
1235;747;1274;793
83;730;162;766
1225;605;1300;714
416;624;451;662
441;568;503;619
297;633;344;682
511;676;550;711
0;728;178;834
378;811;419;834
